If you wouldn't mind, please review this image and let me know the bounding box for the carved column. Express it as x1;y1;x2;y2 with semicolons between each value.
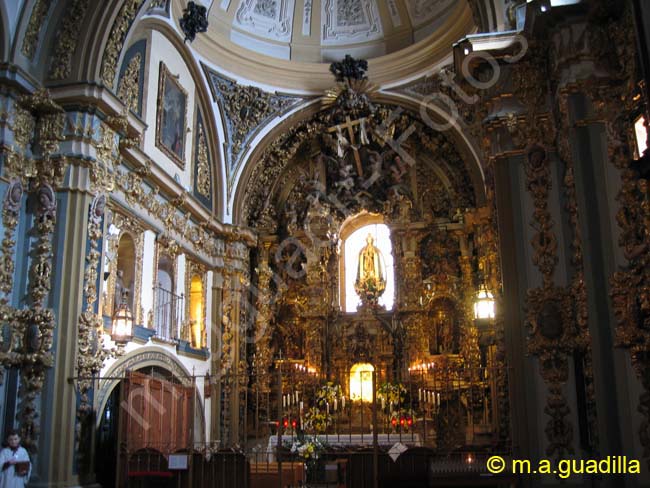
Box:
221;239;251;446
459;30;583;462
210;267;223;443
254;240;274;395
456;232;480;372
302;237;333;370
390;226;425;370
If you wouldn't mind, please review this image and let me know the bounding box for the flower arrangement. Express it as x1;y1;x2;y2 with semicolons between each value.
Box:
315;382;342;408
377;382;412;431
301;382;342;434
377;382;407;413
304;406;331;433
285;434;327;479
288;435;325;462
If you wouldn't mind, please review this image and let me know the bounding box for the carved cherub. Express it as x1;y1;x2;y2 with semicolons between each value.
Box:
390;155;408;182
335;164;355;193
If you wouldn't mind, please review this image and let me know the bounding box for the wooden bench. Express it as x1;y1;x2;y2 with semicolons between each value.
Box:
250;462;305;488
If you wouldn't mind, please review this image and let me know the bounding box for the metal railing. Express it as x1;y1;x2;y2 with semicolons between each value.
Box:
154;285;184;341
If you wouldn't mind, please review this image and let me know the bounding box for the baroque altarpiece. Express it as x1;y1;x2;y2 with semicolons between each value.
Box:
242;58;508;451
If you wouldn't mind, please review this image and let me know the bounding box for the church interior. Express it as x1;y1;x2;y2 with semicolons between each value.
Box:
1;0;650;486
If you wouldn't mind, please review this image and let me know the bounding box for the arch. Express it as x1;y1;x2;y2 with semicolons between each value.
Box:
124;18;225;218
338;214;394;312
53;6;226;218
230;92;486;225
115;232;136;314
0;1;8;62
96;346;198;429
349;363;374;403
189;274;204;348
426;297;461;355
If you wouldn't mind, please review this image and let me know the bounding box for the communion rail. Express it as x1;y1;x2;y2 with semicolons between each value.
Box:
119;444;517;487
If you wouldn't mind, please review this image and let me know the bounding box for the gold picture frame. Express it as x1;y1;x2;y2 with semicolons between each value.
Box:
156;62;188;169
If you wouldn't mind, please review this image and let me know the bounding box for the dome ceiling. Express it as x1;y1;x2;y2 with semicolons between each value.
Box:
210;0;465;63
215;0;460;62
188;0;475;90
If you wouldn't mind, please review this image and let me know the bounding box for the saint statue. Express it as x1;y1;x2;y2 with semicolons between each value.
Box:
354;234;386;305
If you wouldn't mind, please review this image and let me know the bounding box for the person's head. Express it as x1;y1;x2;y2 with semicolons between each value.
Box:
5;430;20;448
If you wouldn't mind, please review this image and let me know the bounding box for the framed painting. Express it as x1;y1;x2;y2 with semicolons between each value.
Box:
156;62;188;168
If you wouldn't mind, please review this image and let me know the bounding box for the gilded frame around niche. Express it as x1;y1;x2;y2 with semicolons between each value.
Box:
156;62;188;169
104;209;145;326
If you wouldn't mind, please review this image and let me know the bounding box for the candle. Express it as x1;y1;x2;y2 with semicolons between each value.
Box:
283;395;286;408
326;402;330;414
418;389;422;401
381;398;385;410
437;393;441;406
295;391;299;403
300;401;304;412
342;396;345;409
334;399;338;412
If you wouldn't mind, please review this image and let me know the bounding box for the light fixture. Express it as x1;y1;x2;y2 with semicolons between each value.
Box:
111;290;133;344
474;283;495;320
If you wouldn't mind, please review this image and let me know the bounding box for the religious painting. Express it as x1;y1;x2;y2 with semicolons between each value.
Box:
156;62;187;168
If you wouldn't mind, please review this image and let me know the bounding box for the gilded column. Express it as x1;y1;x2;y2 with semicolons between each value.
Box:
254;240;274;395
222;238;251;446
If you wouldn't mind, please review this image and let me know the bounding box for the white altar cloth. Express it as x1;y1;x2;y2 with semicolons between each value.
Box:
265;433;422;462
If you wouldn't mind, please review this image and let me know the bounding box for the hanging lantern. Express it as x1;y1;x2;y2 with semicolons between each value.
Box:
204;372;211;398
474;283;495;320
111;290;133;344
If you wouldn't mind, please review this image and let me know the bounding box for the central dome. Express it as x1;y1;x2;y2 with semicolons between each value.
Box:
217;0;460;61
187;0;475;90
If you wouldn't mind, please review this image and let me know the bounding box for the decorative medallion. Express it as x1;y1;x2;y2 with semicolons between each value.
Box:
234;0;295;42
321;0;383;45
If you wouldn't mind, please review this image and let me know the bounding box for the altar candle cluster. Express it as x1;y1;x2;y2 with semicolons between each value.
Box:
282;391;300;408
418;388;441;406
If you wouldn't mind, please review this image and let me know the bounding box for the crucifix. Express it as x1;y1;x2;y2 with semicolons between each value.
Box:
328;116;367;177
